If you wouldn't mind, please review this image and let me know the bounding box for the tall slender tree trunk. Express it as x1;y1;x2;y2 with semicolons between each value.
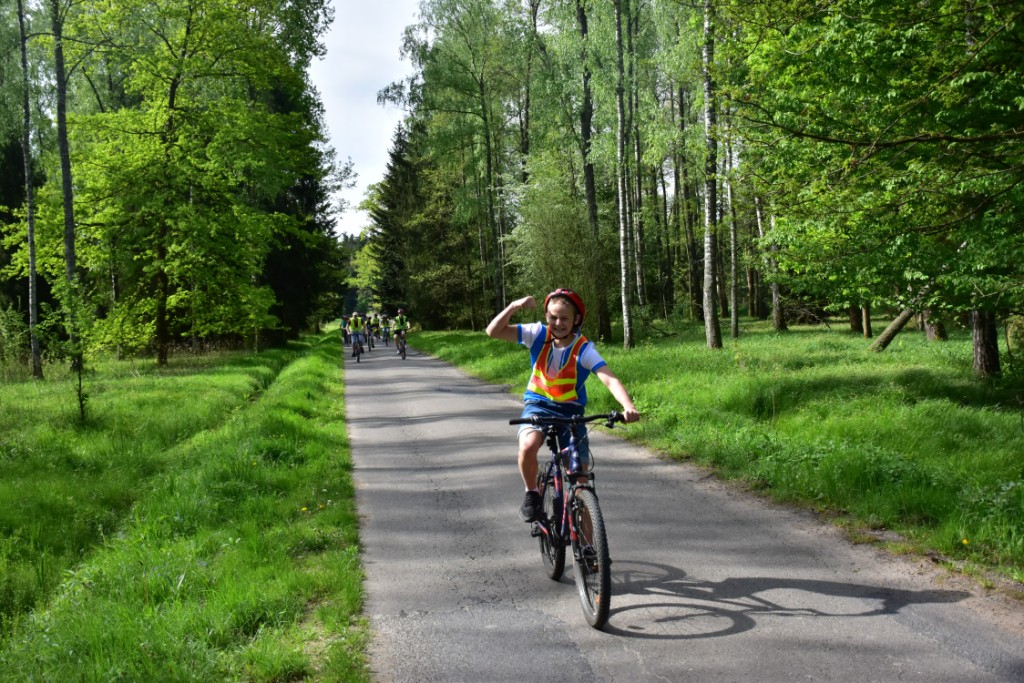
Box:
701;1;722;349
658;166;672;316
627;5;645;309
614;0;634;348
632;131;646;307
678;87;701;321
51;0;81;372
716;204;729;318
575;0;611;342
960;5;1000;374
725;138;739;339
862;304;873;338
18;0;42;379
670;88;683;316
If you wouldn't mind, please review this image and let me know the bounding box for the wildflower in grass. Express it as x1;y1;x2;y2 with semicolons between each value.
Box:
301;506;308;513
962;538;970;545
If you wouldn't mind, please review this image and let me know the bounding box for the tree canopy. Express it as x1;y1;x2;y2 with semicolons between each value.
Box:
1;0;1020;377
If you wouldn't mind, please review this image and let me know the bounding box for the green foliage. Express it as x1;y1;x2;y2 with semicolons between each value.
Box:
730;0;1024;316
506;148;611;308
415;320;1024;581
0;0;341;366
0;304;27;377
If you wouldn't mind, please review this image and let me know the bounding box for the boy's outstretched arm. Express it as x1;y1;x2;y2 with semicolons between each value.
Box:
486;296;535;342
594;366;641;423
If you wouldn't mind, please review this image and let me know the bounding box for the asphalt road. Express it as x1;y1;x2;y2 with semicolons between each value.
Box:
344;340;1024;682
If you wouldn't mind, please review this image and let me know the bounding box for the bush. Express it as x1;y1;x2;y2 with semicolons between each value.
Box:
0;305;29;379
1007;315;1024;353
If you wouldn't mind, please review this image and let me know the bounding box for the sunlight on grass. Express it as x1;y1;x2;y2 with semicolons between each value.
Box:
415;319;1024;583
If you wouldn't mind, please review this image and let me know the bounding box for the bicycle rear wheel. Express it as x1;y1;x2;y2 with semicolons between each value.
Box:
537;472;565;580
571;488;611;628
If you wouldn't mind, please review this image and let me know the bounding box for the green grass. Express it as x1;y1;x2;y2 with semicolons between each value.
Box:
0;332;368;681
414;319;1024;587
2;317;1020;677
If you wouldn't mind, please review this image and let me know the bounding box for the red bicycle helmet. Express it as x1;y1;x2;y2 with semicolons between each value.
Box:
544;288;586;328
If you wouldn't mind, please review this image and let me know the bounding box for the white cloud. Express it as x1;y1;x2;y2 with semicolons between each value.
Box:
308;1;420;236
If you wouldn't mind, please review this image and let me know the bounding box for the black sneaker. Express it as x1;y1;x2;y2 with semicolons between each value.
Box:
519;490;543;522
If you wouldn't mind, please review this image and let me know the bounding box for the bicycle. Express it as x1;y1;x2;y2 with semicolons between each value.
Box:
395;331;407;360
508;411;624;629
352;333;364;363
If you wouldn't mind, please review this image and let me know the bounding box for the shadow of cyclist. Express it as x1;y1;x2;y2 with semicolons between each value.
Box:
600;559;971;640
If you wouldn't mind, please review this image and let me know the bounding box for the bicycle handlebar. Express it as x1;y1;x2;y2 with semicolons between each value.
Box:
509;411;624;428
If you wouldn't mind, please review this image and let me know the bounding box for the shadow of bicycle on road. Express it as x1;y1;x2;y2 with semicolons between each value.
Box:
600;560;971;640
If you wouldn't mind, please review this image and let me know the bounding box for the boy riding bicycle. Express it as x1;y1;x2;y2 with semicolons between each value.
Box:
485;289;640;522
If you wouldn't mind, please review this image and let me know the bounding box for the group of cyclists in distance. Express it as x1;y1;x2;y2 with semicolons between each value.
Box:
342;309;410;359
342;289;640;527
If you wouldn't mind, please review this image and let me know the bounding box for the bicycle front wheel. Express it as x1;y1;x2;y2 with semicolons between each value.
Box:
571;488;611;628
537;472;565;580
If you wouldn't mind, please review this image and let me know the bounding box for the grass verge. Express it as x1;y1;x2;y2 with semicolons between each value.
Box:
413;319;1024;589
0;332;367;681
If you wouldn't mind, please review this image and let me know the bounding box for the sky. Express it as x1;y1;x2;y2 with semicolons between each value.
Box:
308;1;421;237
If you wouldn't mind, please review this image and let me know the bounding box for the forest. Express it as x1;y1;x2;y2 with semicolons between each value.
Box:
0;0;355;378
1;0;1022;379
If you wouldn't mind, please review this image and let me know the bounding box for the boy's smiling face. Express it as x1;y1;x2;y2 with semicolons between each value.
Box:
545;298;579;341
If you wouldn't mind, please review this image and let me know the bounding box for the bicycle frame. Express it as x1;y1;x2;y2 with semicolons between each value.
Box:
535;429;591;558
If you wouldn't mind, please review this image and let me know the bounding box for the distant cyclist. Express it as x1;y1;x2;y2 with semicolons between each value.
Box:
369;313;382;340
393;309;410;355
349;312;366;356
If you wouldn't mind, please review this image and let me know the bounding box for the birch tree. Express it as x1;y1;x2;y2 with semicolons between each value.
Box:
700;0;721;349
613;0;634;348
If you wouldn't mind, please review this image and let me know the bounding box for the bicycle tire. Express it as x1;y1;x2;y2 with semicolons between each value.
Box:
537;472;565;580
571;488;611;628
355;343;361;363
